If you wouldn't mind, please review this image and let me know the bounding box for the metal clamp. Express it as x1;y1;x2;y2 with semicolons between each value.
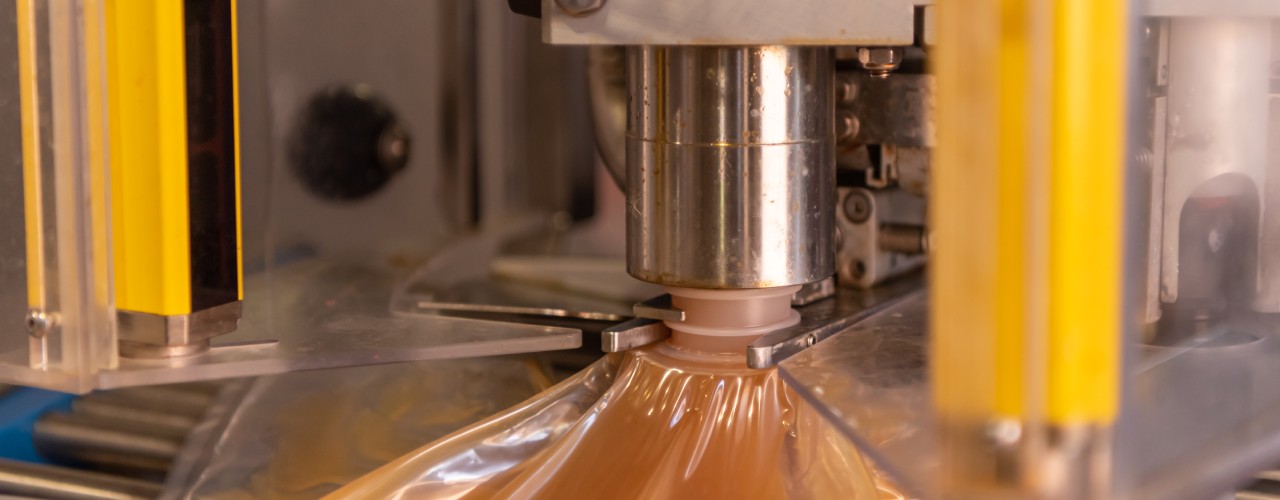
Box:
602;317;670;353
599;294;685;352
632;294;684;322
792;277;837;307
747;276;921;368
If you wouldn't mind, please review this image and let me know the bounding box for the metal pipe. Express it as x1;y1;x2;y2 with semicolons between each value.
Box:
97;386;216;417
879;224;928;255
33;412;184;474
71;396;200;434
626;45;835;289
0;458;161;500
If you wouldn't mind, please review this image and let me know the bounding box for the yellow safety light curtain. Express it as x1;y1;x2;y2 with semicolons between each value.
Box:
933;0;1126;494
107;0;241;318
1046;0;1125;425
17;0;43;311
105;0;192;316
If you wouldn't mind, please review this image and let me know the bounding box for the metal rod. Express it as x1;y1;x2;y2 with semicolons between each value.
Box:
879;224;928;255
71;396;200;435
0;458;161;500
91;386;215;417
34;412;184;474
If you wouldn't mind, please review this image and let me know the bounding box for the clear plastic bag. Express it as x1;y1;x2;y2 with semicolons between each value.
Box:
165;356;552;499
330;343;900;499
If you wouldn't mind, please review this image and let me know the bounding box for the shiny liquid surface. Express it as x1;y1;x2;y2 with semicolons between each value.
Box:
333;342;898;499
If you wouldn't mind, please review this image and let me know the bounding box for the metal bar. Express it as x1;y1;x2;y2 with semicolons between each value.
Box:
602;317;670;352
632;294;683;322
99;386;215;416
747;274;922;369
792;277;837;307
413;301;625;322
0;458;161;500
34;412;184;473
71;396;200;434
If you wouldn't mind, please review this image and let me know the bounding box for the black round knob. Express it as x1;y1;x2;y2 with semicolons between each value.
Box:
288;85;410;201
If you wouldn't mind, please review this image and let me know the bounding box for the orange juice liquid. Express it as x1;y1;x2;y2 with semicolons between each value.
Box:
465;342;888;499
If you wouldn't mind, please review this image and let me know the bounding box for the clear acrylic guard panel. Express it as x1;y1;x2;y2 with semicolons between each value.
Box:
0;1;586;393
781;2;1280;499
1113;5;1280;499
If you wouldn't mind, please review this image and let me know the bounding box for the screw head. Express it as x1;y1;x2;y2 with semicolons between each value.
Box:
376;123;411;173
556;0;605;16
857;47;902;78
984;419;1023;448
835;74;859;104
26;309;55;338
843;190;873;224
836;111;860;143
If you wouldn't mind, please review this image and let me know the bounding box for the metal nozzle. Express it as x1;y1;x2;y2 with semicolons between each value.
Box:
625;45;836;289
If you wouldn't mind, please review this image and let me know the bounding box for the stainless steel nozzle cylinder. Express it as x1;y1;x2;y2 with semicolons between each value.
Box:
626;46;835;289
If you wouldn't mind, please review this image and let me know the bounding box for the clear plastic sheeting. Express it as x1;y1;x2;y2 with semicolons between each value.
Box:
331;342;900;499
164;356;553;499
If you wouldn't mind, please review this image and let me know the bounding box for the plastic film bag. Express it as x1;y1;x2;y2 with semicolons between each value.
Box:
166;357;552;499
330;343;900;499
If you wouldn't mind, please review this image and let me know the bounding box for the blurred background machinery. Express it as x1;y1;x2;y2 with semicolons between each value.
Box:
0;0;1279;499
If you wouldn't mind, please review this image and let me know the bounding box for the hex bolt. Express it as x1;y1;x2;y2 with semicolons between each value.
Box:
556;0;605;16
843;190;873;224
857;47;902;78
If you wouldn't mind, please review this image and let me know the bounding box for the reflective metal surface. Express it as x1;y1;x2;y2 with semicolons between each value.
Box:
791;276;837;306
626;45;835;289
117;302;243;359
543;0;920;45
1160;18;1270;306
748;272;921;369
631;294;683;322
0;458;161;500
587;46;627;189
34;412;185;474
601;317;669;352
837;72;934;149
836;187;927;289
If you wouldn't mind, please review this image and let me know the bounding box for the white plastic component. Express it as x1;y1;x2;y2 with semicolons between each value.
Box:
663;286;801;353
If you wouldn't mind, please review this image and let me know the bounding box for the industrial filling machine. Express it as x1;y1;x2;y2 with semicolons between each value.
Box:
0;0;1278;498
